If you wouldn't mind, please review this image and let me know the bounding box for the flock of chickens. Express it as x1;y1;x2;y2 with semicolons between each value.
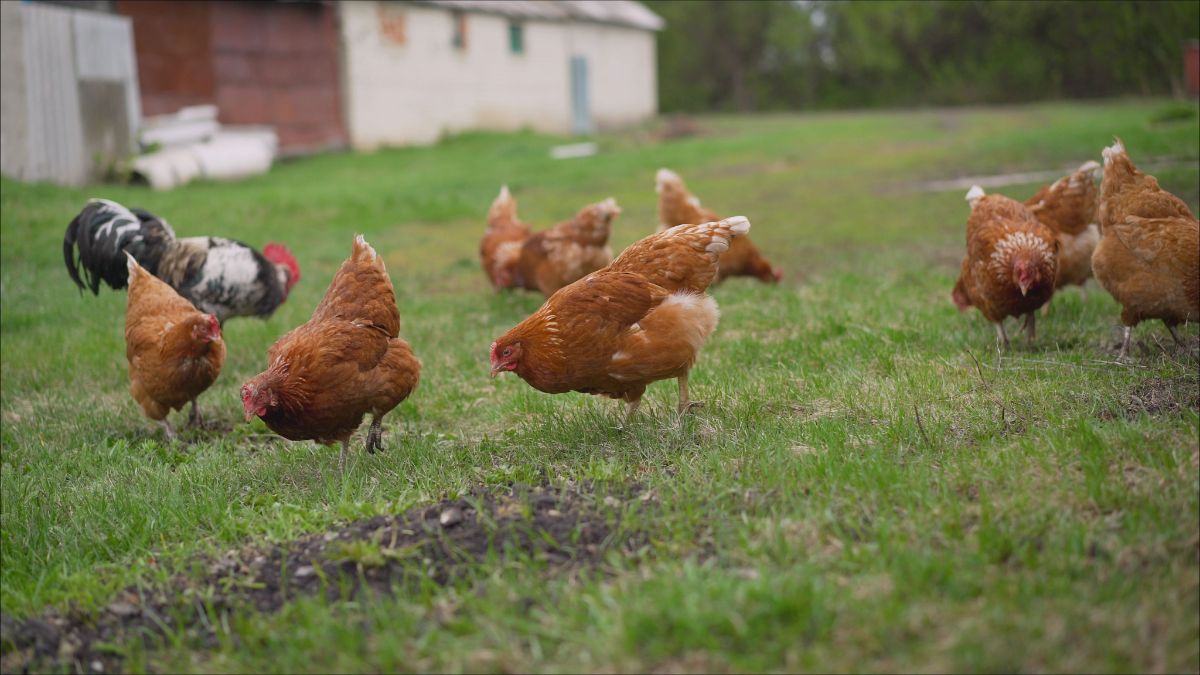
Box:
953;140;1198;353
59;139;1197;471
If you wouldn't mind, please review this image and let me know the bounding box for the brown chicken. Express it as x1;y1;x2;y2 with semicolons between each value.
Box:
1025;161;1102;296
952;186;1059;347
241;235;421;472
656;168;781;284
490;216;750;424
124;253;225;439
1093;139;1199;356
480;185;531;290
514;198;620;297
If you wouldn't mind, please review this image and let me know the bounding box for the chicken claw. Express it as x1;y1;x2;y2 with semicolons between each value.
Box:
1118;326;1133;359
365;415;384;454
676;374;704;415
1023;312;1037;343
618;399;642;431
188;400;203;428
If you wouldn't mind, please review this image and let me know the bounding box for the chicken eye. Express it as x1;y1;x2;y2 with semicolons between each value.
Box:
502;347;512;357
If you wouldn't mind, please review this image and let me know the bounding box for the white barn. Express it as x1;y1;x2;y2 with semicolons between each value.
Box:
339;0;664;149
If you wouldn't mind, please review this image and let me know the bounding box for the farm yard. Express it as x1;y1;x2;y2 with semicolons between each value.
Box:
1;100;1198;672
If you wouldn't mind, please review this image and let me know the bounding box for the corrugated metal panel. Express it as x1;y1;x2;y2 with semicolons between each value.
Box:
21;2;86;184
3;3;139;185
72;9;140;156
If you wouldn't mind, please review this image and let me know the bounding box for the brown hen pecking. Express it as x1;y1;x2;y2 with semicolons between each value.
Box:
490;216;750;426
242;235;421;472
1093;139;1199;356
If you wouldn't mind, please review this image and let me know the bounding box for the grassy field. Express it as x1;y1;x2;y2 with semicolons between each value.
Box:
1;100;1198;673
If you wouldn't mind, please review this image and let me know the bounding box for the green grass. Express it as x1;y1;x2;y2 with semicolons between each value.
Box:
2;99;1198;673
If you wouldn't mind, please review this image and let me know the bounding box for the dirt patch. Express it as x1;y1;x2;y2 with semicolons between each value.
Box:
1108;376;1200;419
0;481;650;674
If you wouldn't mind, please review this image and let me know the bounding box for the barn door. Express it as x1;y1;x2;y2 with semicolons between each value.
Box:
570;56;592;135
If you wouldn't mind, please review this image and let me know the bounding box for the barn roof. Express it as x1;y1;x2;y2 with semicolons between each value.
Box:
417;0;665;32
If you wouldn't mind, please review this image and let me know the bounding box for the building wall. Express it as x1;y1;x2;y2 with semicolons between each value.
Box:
117;0;346;154
1;2;139;185
209;2;346;154
115;0;214;116
340;2;658;149
564;22;657;131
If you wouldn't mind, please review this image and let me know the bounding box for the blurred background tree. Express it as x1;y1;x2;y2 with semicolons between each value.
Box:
645;0;1200;112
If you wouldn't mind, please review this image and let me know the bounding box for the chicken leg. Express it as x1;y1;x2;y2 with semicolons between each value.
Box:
1166;323;1187;350
365;415;384;454
1118;326;1133;358
1023;312;1037;343
994;321;1010;350
338;439;350;474
620;399;641;430
677;372;703;415
188;399;203;427
159;420;177;441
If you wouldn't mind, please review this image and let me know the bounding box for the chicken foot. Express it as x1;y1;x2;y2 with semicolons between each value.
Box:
619;399;641;430
994;321;1010;350
365;415;384;454
1165;323;1189;350
159;420;177;441
677;373;704;415
1023;312;1037;343
1118;326;1133;359
188;399;203;427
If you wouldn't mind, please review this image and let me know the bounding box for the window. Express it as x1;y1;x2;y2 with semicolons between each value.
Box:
452;12;467;50
378;6;407;46
509;22;524;55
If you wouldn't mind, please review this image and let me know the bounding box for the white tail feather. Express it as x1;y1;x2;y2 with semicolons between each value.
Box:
655;168;681;193
722;215;751;235
1102;140;1125;167
965;185;986;209
354;234;377;261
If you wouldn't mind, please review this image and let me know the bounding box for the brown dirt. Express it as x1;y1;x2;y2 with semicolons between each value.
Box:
0;481;649;674
1112;375;1200;419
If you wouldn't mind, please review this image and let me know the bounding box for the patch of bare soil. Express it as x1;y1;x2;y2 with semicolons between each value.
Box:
1107;376;1200;419
0;482;649;674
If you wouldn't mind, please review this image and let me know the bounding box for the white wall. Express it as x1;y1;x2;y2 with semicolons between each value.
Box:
340;2;658;149
0;2;140;185
564;22;657;131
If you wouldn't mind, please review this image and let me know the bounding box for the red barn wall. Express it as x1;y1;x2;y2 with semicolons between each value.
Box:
117;0;214;116
117;0;346;154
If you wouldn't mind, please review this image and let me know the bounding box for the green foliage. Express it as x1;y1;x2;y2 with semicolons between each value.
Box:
649;0;1200;112
1;101;1198;672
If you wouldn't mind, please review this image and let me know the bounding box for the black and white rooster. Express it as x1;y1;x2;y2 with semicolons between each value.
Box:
63;199;300;324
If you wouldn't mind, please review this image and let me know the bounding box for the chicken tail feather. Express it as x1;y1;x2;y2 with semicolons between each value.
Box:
62;198;175;295
966;185;986;210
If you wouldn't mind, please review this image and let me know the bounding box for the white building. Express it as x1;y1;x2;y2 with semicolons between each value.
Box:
339;0;664;149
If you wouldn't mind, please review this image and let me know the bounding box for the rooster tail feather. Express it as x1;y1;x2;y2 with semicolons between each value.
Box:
63;199;173;294
63;209;93;293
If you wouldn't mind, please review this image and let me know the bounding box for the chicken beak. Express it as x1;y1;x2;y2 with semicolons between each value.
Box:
244;410;254;422
490;364;502;378
1019;282;1030;297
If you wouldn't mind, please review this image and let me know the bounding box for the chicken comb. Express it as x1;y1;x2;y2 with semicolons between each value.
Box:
263;243;300;289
